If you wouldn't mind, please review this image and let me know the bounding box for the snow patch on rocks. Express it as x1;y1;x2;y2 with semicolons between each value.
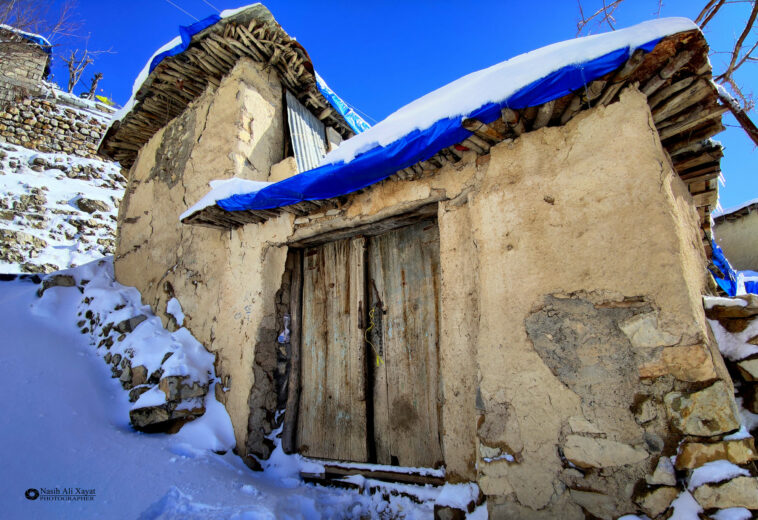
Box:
0;142;125;274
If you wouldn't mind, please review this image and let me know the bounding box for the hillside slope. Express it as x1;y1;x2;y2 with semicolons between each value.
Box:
0;141;125;273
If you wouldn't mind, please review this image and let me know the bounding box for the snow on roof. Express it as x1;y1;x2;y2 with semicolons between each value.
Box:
322;17;696;166
180;178;271;221
713;197;758;219
111;3;367;134
113;4;265;124
0;23;52;53
183;17;700;220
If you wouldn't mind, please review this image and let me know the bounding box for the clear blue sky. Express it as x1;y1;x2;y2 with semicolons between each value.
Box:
47;0;756;210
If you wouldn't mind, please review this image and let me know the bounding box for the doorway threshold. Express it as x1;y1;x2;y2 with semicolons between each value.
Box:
300;459;445;487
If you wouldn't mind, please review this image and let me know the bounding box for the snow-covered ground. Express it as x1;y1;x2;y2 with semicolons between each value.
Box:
0;260;475;519
0;142;125;273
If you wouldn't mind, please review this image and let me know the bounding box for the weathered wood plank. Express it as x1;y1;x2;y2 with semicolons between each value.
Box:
298;238;368;462
282;250;302;454
652;79;714;124
561;80;606;124
502;108;525;136
368;220;444;468
462;118;506;142
597;49;646;106
672;149;723;172
314;463;446;486
663;121;725;154
692;190;718;207
532;100;554;130
658;105;728;140
648;75;697;109
641;50;696;96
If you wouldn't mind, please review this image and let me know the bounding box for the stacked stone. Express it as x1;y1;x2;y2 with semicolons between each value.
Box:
632;295;758;518
39;274;210;433
0;98;109;158
0;35;48;103
510;294;758;519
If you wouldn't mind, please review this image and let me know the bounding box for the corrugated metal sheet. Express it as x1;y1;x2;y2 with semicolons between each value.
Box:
286;90;327;173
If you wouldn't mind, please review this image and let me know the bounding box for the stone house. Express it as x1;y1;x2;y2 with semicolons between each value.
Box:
0;24;51;103
100;5;746;518
714;200;758;272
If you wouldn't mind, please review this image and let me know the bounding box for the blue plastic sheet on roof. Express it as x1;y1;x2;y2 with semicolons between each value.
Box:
216;39;661;213
315;74;371;134
711;239;739;296
148;15;221;74
709;239;758;296
25;34;51;55
2;26;52;55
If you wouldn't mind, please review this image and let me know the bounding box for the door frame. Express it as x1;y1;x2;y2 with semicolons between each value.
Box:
281;207;444;468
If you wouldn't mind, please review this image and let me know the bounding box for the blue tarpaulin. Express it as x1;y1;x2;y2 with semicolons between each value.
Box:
216;40;661;213
0;24;52;55
149;15;221;74
711;240;739;296
710;239;757;296
145;12;370;138
315;73;371;134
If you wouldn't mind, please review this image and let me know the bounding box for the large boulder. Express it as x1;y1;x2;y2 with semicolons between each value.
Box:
75;197;110;214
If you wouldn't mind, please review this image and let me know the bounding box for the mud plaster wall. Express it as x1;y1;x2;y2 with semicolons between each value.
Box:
285;87;732;519
469;88;727;519
714;211;758;271
115;75;734;518
114;57;294;458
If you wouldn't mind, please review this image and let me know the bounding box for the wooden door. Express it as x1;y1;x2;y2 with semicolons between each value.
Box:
297;237;368;462
367;220;444;467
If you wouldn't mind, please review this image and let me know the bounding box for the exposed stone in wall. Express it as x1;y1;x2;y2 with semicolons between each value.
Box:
0;97;108;159
0;32;49;103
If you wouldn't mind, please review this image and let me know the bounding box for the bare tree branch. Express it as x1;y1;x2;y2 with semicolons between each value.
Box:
576;0;624;35
715;1;758;83
0;0;81;43
696;0;726;28
60;40;112;93
85;71;102;100
717;87;758;146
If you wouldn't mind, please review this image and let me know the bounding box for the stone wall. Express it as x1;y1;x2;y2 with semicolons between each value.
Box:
0;33;49;103
115;72;743;519
0;96;109;159
715;210;758;271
